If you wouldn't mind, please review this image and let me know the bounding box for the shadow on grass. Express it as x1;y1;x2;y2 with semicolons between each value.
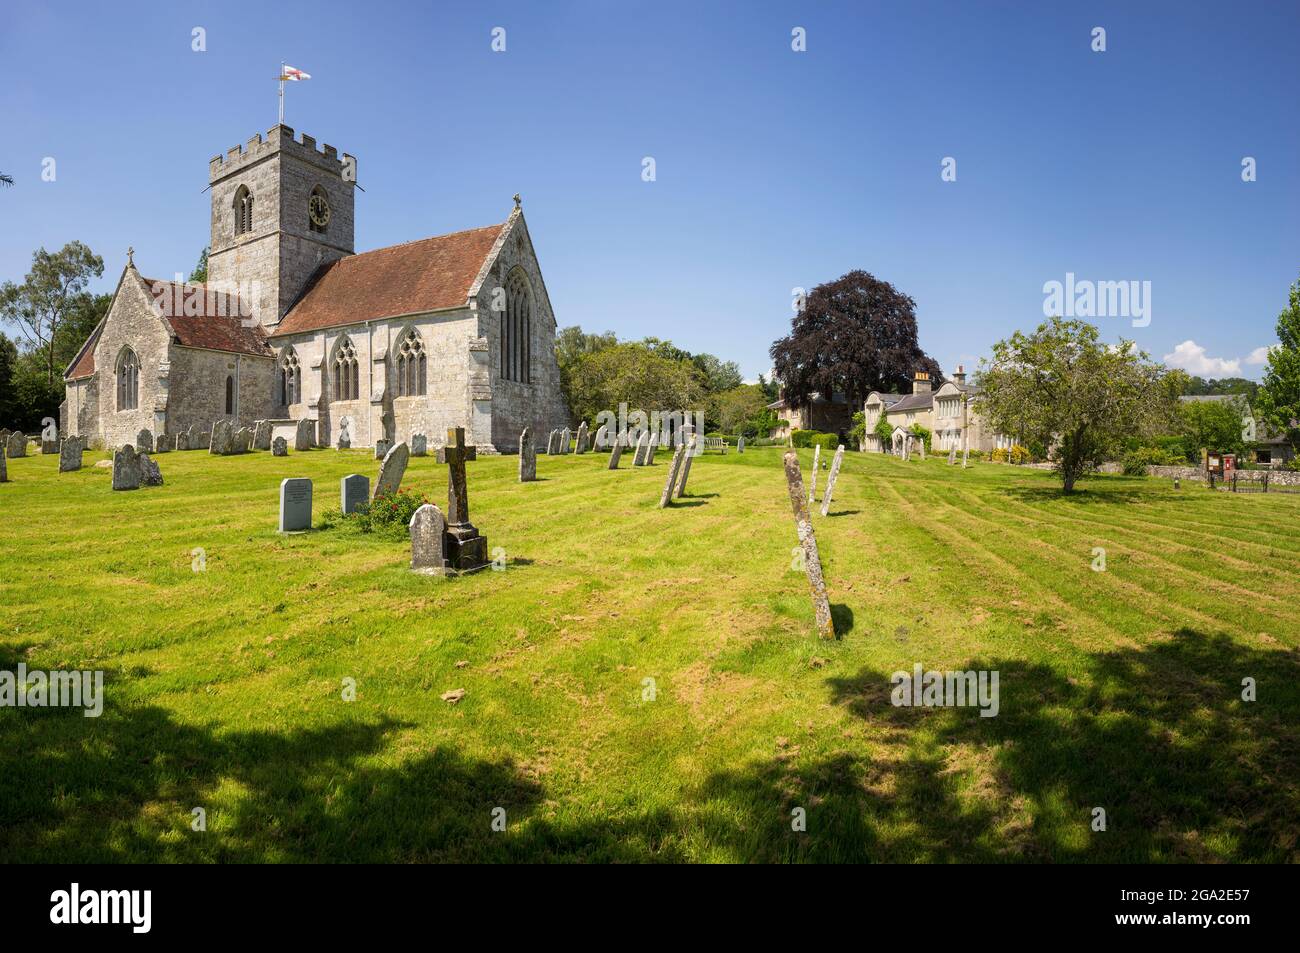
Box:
830;603;855;636
997;485;1152;505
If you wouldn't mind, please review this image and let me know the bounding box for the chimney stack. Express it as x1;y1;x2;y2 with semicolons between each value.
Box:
912;371;932;395
953;364;966;386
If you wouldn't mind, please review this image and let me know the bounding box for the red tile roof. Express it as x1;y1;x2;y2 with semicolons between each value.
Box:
271;222;506;337
141;278;273;358
65;320;103;380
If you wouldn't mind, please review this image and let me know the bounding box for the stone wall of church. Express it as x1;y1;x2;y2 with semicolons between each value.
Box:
87;273;172;449
473;214;569;452
62;377;97;442
165;348;275;437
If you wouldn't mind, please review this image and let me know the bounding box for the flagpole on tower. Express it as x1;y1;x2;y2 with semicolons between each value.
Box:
278;61;285;124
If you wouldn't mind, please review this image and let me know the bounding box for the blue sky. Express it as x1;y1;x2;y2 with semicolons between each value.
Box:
2;0;1296;382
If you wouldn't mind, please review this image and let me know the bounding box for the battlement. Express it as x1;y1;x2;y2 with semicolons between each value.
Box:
209;125;354;181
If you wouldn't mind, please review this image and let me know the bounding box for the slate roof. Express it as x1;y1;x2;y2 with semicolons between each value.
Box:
271;222;507;337
887;391;933;413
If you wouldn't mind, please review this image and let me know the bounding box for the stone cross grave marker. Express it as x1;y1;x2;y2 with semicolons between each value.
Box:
519;427;536;482
436;427;487;571
409;503;448;575
279;478;312;532
809;443;821;502
575;421;589;454
374;441;410;500
659;442;687;507
783;452;834;640
819;445;846;517
254;419;273;451
112;445;142;491
341;474;369;514
272;436;288;456
608;434;624;469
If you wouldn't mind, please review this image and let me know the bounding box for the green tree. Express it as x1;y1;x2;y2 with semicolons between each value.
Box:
564;342;706;427
189;247;209;283
0;333;17;424
1255;275;1300;454
709;383;774;436
976;317;1174;493
1179;398;1247;457
0;241;104;386
691;352;743;393
55;291;111;374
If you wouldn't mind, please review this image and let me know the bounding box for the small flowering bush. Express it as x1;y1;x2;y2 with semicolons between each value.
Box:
321;486;431;538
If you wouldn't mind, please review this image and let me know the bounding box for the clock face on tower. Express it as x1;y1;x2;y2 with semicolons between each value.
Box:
309;192;331;229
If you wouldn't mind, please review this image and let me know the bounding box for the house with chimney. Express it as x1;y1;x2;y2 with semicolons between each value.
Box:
864;366;1004;454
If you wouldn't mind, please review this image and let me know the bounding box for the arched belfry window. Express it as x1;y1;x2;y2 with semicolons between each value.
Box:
279;348;301;406
396;328;426;397
225;375;235;415
501;268;532;384
234;185;254;236
333;336;359;401
116;347;140;411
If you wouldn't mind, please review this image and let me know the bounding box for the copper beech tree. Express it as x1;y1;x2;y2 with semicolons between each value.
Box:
769;270;942;409
976;317;1176;493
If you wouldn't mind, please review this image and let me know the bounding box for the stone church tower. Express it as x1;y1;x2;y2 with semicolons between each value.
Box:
206;126;356;326
62;124;569;453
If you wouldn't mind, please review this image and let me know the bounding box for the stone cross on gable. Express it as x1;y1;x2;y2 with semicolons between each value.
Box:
436;426;477;525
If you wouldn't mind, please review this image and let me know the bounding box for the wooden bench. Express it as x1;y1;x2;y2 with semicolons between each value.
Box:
702;436;727;454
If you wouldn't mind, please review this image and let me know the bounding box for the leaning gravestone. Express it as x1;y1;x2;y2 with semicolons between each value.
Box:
633;431;650;466
593;424;609;450
374;438;391;460
278;478;312;532
783;451;834;640
608;434;624;469
646;438;658;465
112;445;142;491
546;430;558;455
59;437;83;472
7;432;26;458
340;474;369;514
0;445;7;483
676;434;698;497
374;441;410;500
409;503;448;575
820;445;846;517
411;433;428;457
519;428;536;482
140;453;163;487
136;429;154;453
253;419;273;451
272;436;288;456
659;443;687;508
575;421;589;454
809;444;821;502
294;418;315;451
737;435;745;454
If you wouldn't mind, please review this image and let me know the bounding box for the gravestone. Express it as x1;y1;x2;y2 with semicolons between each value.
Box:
187;424;201;449
0;428;9;446
336;417;351;450
209;420;233;455
608;434;624;469
962;445;969;468
948;446;956;465
575;421;589;454
374;438;391;460
819;445;846;517
176;432;189;451
659;443;687;508
519;428;536;482
809;444;821;502
374;441;410;500
593;424;609;450
0;445;6;483
272;436;288;456
436;427;487;571
902;435;911;462
7;432;26;458
112;445;142;491
278;478;312;532
632;431;650;466
154;434;170;453
136;429;154;453
411;433;428;457
676;433;697;497
294;418;315;451
234;428;251;453
737;435;745;454
783;451;834;640
646;438;658;465
59;437;83;472
140;453;163;487
919;439;926;461
254;419;273;451
560;427;572;454
42;436;59;455
409;503;448;575
340;474;369;514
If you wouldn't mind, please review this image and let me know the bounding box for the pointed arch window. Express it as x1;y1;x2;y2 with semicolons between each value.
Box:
116;347;140;411
225;375;235;415
396;328;426;397
333;336;360;401
279;348;301;406
234;185;254;236
502;268;532;384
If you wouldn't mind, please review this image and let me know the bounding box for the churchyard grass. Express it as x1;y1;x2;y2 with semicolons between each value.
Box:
1;447;1297;861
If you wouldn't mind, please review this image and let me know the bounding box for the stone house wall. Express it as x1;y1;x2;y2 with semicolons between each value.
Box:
87;273;171;448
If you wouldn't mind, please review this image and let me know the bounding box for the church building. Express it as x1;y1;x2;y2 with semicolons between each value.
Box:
62;123;569;451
